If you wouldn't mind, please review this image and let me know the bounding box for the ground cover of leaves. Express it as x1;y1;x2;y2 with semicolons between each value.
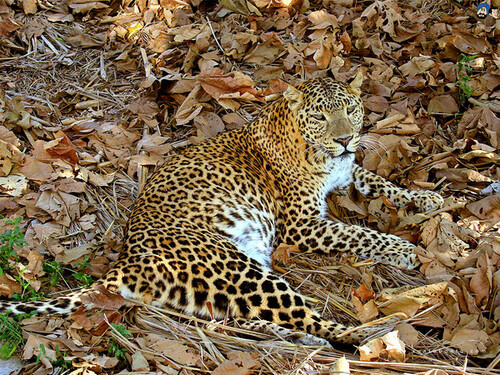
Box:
0;0;499;373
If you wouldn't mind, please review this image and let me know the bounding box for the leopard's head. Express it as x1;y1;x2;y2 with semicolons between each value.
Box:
284;74;364;159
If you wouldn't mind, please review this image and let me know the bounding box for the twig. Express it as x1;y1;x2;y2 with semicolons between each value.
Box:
468;97;500;112
205;17;225;54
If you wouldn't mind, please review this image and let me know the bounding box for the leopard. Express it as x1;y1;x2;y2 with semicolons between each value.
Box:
0;74;443;347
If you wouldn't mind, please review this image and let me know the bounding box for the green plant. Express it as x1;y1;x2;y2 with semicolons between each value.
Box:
0;217;26;274
73;272;94;286
108;324;131;360
43;260;63;286
73;256;94;287
11;268;45;302
36;344;72;370
455;53;477;105
52;346;72;370
0;313;25;360
0;217;43;301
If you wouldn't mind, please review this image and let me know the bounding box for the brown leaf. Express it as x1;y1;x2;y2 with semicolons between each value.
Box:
377;282;449;318
22;0;37;14
55;243;93;265
0;18;20;37
400;56;435;77
467;195;500;219
469;252;492;307
395;323;419;346
449;329;490;356
149;338;200;366
243;32;284;66
438;33;491;55
354;282;375;303
0;126;21;147
66;32;107;48
427;95;459;114
436;168;492;185
364;95;388;113
197;69;262;106
272;244;299;266
26;250;45;277
71;310;122;335
194;112;225;139
212;351;261;375
136;132;172;155
45;131;79;165
69;1;108;14
20;156;54;181
0;174;27;197
131;351;150;372
352;297;379;323
0;273;22;298
80;285;125;311
359;331;405;362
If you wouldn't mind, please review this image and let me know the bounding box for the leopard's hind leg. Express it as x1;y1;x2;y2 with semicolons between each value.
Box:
102;227;382;346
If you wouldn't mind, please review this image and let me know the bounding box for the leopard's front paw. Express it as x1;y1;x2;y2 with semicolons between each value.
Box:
410;190;444;212
361;233;420;269
381;241;420;270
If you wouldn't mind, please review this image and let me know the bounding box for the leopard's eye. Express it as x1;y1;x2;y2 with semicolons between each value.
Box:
347;105;357;115
312;113;326;121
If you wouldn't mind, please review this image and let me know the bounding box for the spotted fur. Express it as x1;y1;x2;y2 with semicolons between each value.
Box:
0;75;443;346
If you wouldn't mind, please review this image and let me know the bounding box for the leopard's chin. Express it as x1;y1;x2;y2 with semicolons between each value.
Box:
324;148;355;159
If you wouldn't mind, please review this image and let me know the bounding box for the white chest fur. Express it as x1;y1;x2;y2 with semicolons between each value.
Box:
318;155;355;216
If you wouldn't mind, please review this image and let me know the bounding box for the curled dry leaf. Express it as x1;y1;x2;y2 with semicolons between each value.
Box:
377;281;449;319
352;297;379;323
0;174;27;197
212;351;261;375
469;251;492;308
0;273;22;298
272;243;299;266
467;195;500;220
449;328;490;356
44;131;80;165
79;285;126;311
353;282;375;303
149;337;200;366
359;331;405;362
197;69;262;109
71;309;122;336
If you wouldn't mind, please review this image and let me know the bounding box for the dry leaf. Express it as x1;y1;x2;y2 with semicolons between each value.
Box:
354;282;375;303
131;351;149;372
359;331;405;362
272;244;299;265
427;95;459;115
0;273;22;298
449;328;490;356
149;338;200;366
331;356;350;374
212;351;261;375
22;0;37;14
0;174;27;197
20;156;54;181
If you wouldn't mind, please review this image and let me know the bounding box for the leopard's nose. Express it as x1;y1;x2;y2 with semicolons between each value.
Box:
335;135;353;147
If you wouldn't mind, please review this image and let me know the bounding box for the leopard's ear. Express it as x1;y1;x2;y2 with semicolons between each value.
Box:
283;84;304;112
349;71;363;95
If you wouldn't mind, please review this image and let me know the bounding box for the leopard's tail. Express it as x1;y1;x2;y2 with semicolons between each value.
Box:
0;288;92;317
